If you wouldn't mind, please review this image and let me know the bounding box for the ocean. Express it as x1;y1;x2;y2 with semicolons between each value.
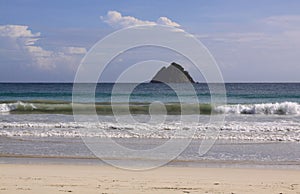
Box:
0;83;299;168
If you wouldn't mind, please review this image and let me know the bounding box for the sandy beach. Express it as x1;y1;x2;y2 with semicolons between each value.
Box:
0;164;299;194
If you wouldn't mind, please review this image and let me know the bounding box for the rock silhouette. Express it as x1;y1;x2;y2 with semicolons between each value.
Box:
150;62;195;83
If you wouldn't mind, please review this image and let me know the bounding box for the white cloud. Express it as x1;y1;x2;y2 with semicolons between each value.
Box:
101;11;156;28
0;25;86;70
0;25;40;38
157;17;180;27
101;11;181;29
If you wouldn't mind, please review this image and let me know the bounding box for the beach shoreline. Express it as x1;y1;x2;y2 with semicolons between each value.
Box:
1;83;300;193
0;163;299;193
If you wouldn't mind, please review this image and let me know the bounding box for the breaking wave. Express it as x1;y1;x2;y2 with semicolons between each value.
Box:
1;101;300;115
0;100;210;115
0;101;36;113
215;102;300;115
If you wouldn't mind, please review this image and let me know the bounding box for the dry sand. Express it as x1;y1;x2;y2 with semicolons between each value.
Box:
0;164;299;194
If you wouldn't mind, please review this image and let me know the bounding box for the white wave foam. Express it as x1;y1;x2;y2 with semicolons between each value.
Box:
0;103;17;113
214;102;300;115
0;120;299;142
0;101;36;113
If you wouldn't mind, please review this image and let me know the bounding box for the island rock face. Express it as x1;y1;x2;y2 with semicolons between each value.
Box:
150;62;195;83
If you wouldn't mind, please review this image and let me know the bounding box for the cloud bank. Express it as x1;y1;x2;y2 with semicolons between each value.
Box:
0;25;86;71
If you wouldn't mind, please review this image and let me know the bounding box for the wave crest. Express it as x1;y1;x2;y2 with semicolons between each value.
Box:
214;102;300;115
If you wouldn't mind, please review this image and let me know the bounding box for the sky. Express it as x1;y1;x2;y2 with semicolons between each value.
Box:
1;0;300;82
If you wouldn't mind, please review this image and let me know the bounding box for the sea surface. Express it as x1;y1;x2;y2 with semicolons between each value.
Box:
0;83;299;168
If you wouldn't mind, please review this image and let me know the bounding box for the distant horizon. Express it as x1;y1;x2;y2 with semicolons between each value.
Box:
1;81;300;84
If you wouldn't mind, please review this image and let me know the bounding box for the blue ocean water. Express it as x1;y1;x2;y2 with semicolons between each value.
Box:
1;82;300;103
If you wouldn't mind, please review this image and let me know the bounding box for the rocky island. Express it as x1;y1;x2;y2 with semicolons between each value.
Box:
150;62;195;83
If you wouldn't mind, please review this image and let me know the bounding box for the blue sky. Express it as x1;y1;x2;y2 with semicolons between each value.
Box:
1;0;300;82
